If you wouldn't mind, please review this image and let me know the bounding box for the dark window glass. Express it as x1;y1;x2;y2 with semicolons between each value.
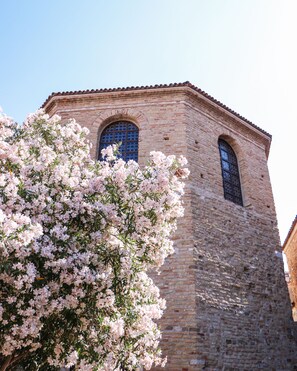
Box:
99;121;139;162
218;139;243;206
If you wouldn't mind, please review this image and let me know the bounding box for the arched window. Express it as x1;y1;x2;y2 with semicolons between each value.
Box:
218;139;243;206
98;121;139;162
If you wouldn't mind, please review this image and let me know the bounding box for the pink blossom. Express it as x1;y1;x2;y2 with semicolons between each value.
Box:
0;109;188;370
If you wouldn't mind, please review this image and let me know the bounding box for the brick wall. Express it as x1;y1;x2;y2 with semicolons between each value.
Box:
44;85;297;370
284;217;297;323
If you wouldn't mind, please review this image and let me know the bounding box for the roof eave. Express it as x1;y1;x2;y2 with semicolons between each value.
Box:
283;216;297;251
41;82;272;155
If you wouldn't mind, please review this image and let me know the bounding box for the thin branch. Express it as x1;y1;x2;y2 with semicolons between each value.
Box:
0;355;13;371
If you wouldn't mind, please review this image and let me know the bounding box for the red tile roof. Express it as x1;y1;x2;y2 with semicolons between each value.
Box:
41;81;271;138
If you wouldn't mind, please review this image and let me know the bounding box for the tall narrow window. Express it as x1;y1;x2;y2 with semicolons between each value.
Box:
99;121;139;162
218;139;243;206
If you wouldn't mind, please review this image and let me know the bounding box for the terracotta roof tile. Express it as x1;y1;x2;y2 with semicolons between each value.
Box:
41;81;271;138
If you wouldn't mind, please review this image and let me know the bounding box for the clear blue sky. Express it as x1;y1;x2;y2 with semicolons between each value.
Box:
1;0;296;243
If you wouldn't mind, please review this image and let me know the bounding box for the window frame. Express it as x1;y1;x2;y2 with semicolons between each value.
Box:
218;139;243;206
98;120;139;162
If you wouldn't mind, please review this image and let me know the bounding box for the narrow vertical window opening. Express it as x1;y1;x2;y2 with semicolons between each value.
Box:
218;139;243;206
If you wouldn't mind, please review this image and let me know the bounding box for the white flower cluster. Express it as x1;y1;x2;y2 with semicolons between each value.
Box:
0;110;189;370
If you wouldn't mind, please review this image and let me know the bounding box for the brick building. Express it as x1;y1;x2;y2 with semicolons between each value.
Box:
42;82;297;370
283;216;297;322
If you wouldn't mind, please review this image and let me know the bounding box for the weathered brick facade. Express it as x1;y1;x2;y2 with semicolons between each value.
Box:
43;83;297;370
283;216;297;322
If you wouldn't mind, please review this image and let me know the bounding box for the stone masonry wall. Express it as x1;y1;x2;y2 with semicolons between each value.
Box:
44;86;297;370
284;219;297;322
185;95;296;370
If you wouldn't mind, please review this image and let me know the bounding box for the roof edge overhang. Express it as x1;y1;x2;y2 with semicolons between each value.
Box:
41;81;272;156
283;215;297;252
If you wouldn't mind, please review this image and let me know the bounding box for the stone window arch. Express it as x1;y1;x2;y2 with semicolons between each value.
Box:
218;138;243;206
98;120;139;162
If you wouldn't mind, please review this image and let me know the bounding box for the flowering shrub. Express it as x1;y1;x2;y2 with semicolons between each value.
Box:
0;110;189;370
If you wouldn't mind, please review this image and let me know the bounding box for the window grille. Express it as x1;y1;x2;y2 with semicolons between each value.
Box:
218;139;243;206
99;121;139;162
